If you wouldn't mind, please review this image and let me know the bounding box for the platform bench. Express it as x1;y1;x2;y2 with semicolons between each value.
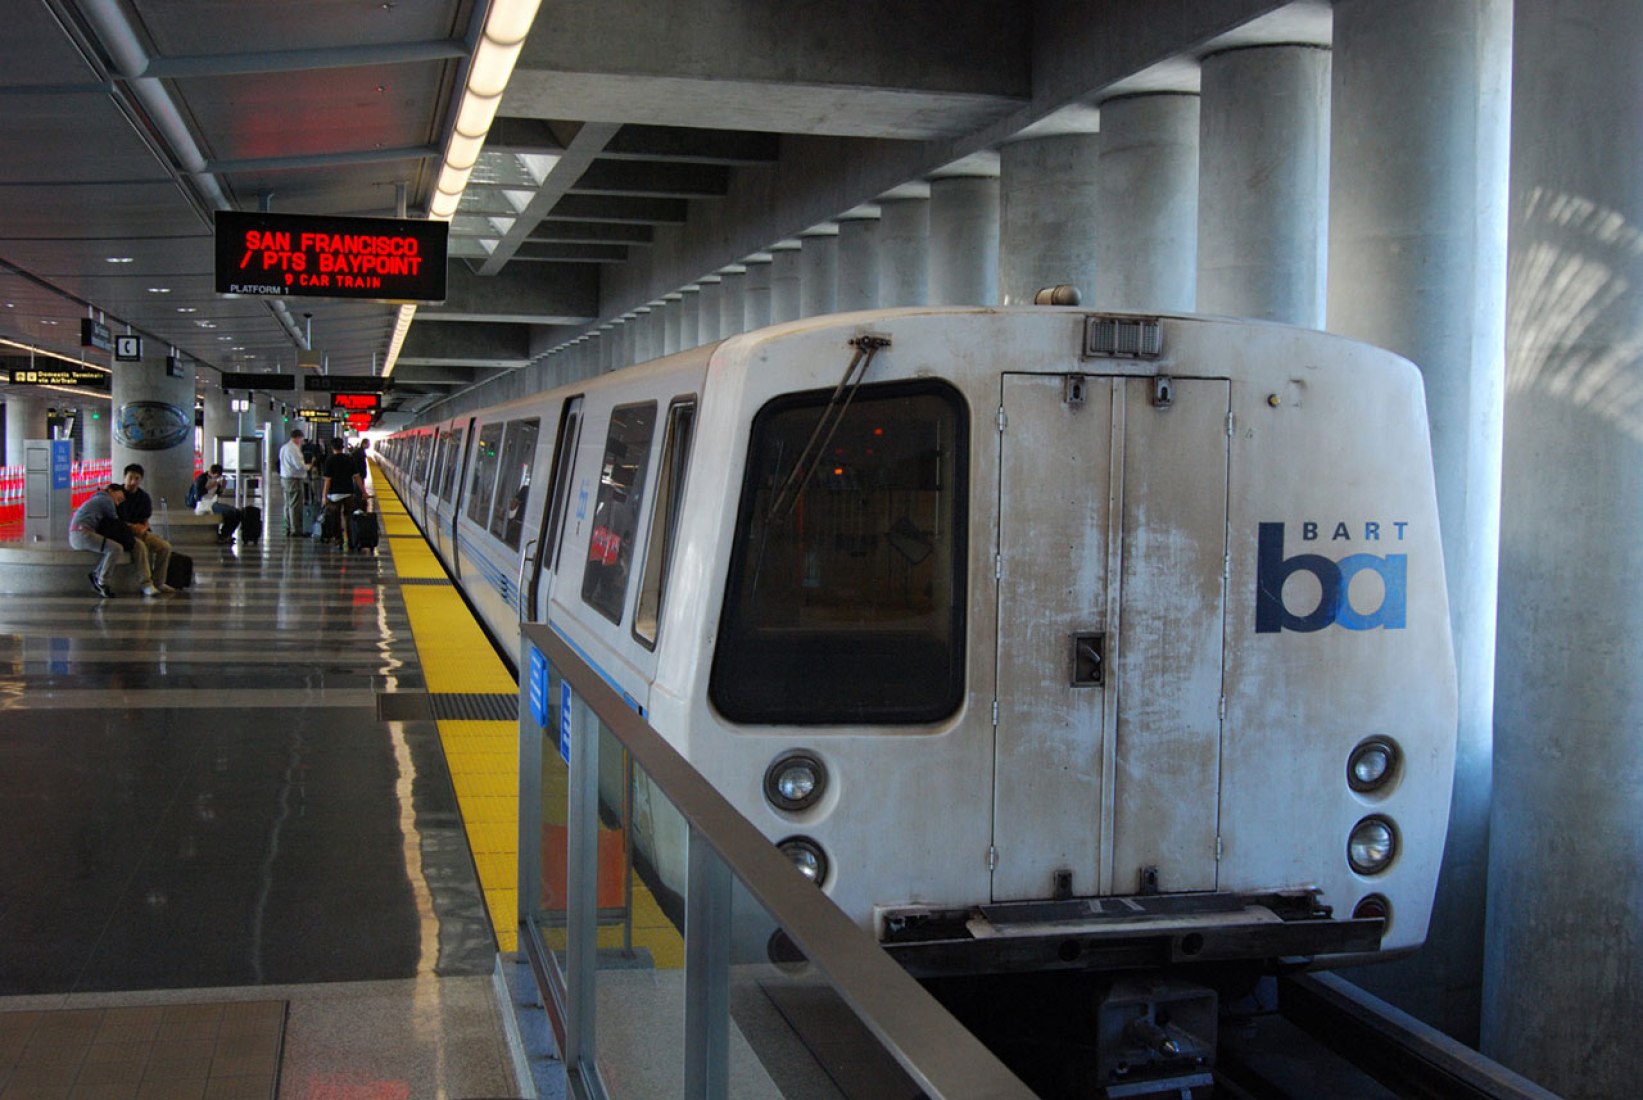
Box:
0;543;163;596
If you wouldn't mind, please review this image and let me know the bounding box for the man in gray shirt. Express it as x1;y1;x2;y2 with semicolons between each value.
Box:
68;483;159;598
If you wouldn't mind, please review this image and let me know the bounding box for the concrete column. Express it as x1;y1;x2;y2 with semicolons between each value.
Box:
1095;93;1201;312
1198;45;1331;326
743;255;773;332
5;394;49;466
630;305;650;366
1328;0;1510;1046
201;384;231;471
770;242;802;323
929;173;1000;306
659;294;680;356
800;227;839;317
596;325;613;374
111;352;195;504
610;319;629;371
1489;2;1642;1094
697;276;723;344
719;266;746;337
836;212;881;312
679;287;700;350
79;403;110;462
878;190;930;307
999;131;1102;306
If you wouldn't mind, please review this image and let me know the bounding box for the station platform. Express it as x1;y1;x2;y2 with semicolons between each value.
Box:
0;467;538;1098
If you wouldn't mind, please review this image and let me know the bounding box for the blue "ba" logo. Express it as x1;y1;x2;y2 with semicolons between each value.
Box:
1255;523;1407;634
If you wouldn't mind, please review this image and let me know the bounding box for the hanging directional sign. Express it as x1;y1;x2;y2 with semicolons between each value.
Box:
3;364;108;388
304;375;389;393
331;392;381;411
299;408;341;423
220;372;296;391
215;210;447;303
114;335;143;362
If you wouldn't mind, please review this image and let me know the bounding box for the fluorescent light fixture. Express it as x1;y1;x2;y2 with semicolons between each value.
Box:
429;189;461;220
0;336;113;371
383;304;417;378
456;91;503;138
105;256;133;263
436;161;474;196
445;129;486;171
468;36;523;97
484;0;543;44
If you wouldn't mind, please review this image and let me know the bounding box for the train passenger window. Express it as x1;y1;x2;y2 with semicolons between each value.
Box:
466;422;504;525
427;431;448;496
489;418;540;548
710;381;969;725
633;399;698;649
580;402;658;626
542;399;583;573
413;434;433;483
441;429;464;500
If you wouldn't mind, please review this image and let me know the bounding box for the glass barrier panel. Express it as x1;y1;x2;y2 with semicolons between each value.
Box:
531;663;572;973
724;876;925;1099
591;731;687;1099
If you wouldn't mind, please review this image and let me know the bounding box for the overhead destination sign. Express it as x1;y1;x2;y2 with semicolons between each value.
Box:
220;372;296;391
304;375;389;393
214;210;448;303
331;392;381;411
4;365;108;388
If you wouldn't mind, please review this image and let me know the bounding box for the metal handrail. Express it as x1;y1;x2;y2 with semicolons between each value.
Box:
524;622;1035;1100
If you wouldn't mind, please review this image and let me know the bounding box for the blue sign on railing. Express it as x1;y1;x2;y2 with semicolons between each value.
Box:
527;645;549;728
50;439;71;490
559;681;573;765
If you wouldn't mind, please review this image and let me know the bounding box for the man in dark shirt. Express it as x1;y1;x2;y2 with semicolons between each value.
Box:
322;438;366;548
117;463;174;593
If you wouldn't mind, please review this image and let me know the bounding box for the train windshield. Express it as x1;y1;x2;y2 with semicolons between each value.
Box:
711;380;968;725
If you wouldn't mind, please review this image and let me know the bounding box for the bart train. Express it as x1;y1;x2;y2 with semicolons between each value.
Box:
377;308;1456;991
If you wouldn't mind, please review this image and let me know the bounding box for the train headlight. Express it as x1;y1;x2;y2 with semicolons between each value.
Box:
764;751;827;812
1347;737;1400;793
777;836;829;886
1348;816;1398;875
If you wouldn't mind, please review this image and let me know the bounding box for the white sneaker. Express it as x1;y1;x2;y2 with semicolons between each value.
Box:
141;583;162;597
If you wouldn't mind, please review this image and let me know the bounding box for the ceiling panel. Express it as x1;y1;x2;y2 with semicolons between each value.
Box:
6;2;103;86
0;237;212;279
0;182;206;239
0;92;173;183
130;0;471;56
177;66;448;163
216;161;436;218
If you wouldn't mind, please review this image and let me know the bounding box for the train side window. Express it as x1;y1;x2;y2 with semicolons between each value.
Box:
710;381;969;725
580;402;658;626
441;429;464;499
489;418;540;548
427;431;448;496
413;434;433;483
465;422;504;526
543;399;583;573
632;398;698;650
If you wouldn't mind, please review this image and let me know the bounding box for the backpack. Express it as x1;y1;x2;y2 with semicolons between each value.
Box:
185;473;206;508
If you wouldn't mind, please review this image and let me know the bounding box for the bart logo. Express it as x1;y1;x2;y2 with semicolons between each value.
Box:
1255;522;1407;633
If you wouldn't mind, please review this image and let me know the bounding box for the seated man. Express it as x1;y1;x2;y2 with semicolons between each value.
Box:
188;464;242;543
68;483;159;598
117;463;174;593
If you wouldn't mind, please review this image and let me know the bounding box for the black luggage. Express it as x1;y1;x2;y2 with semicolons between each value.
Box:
240;505;263;542
166;551;194;590
349;508;380;552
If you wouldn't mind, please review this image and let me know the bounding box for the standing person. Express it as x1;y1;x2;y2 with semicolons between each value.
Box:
188;463;242;544
68;483;159;598
321;437;366;549
116;463;174;593
278;428;311;537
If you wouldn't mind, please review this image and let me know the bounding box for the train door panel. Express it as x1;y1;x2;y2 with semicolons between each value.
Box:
528;396;582;622
993;374;1114;902
992;374;1228;903
1110;378;1227;896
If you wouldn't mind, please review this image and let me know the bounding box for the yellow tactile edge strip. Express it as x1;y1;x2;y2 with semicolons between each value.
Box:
371;464;683;968
373;469;520;952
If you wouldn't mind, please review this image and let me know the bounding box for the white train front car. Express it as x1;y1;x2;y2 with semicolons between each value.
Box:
646;309;1456;975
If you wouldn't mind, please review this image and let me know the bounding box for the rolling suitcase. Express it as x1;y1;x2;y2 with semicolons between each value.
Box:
321;502;344;543
348;508;380;552
165;551;194;590
240;505;263;542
